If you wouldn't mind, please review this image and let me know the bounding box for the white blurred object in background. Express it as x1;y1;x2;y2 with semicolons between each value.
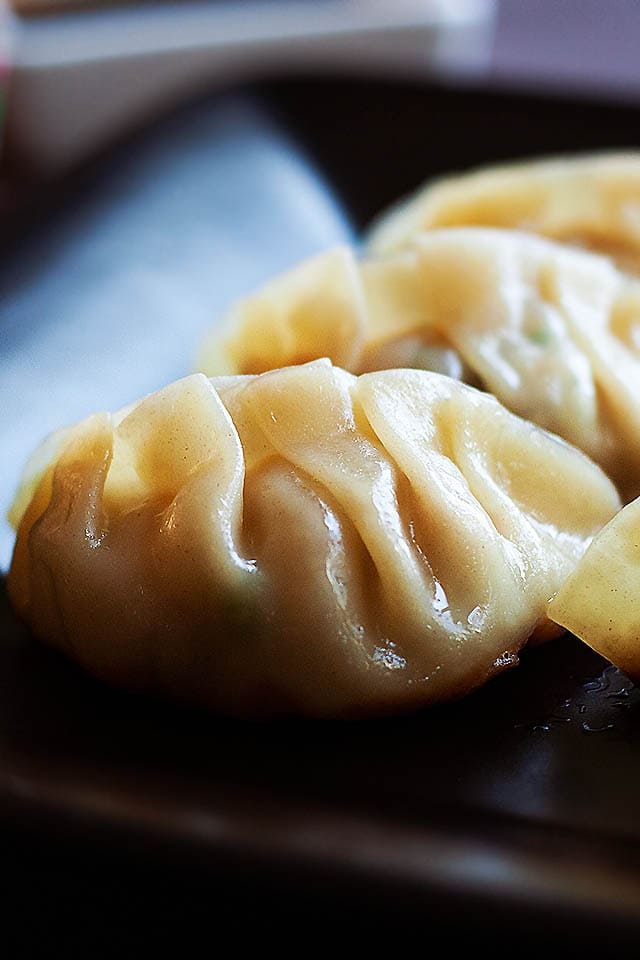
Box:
1;0;497;174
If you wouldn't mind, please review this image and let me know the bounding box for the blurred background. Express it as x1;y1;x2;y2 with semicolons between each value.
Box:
2;0;640;183
0;0;494;184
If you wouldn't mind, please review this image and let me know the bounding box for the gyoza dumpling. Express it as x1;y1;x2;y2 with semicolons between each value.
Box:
7;361;620;718
199;230;640;502
366;152;640;274
548;496;640;679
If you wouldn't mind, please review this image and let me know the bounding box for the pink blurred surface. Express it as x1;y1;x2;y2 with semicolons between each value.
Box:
492;0;640;100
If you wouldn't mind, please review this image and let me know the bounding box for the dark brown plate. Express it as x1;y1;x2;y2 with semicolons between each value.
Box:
3;75;640;952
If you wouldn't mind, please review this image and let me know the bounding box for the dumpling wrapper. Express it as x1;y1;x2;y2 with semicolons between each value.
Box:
366;152;640;274
549;497;640;679
199;229;640;503
8;361;620;719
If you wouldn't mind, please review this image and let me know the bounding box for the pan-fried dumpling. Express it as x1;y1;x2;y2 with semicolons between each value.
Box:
7;360;620;719
199;230;640;502
366;152;640;274
548;496;640;679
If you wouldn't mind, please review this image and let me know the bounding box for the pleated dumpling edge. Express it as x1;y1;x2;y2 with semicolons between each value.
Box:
8;361;621;719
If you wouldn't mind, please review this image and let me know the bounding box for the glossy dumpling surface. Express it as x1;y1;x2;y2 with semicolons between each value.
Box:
200;229;640;502
366;152;640;273
8;361;620;718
